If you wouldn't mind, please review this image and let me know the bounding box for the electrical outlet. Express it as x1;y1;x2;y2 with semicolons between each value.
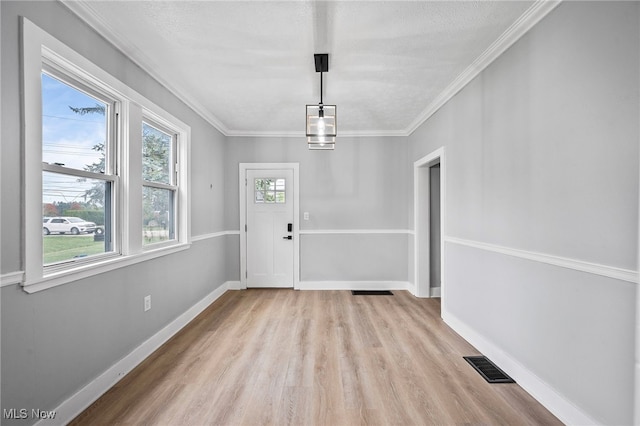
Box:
144;295;151;312
303;212;309;220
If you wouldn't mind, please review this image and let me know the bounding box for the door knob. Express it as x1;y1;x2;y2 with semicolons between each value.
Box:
282;236;292;240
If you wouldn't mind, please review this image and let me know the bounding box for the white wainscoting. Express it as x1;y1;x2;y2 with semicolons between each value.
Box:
442;237;636;425
445;236;637;284
444;311;599;426
299;229;413;235
191;230;240;242
36;282;233;426
1;271;24;287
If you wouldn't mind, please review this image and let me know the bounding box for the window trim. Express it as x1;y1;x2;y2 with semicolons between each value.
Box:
141;118;179;248
22;18;191;293
41;66;120;268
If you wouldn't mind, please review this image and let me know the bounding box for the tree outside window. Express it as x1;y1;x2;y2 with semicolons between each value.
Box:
142;122;177;245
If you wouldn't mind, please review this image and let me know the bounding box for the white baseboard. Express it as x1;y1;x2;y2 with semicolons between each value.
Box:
226;280;243;290
443;311;599;426
298;280;411;291
37;282;231;426
429;286;441;298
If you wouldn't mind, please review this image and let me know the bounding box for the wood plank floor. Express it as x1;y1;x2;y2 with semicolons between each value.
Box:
71;290;562;425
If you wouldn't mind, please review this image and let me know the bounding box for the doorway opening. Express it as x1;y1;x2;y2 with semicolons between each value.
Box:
414;148;445;302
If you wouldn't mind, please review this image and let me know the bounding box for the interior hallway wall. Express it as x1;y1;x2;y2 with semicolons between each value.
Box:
1;2;228;424
408;2;639;424
224;136;410;284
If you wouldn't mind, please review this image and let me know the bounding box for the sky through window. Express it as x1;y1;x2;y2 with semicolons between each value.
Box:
41;73;107;204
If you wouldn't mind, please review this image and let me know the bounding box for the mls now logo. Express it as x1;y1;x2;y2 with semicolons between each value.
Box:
3;408;56;420
31;409;57;419
3;409;27;419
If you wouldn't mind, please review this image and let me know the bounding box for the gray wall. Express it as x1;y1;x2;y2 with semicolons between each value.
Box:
2;1;638;425
301;233;407;282
225;136;410;282
409;2;638;424
1;2;228;424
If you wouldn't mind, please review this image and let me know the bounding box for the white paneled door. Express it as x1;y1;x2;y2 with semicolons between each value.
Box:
245;169;294;288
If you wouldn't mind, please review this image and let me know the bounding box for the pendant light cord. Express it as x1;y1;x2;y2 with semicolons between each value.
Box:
320;71;323;106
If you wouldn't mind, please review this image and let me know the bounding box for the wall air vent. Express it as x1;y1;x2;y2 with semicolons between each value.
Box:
351;290;393;296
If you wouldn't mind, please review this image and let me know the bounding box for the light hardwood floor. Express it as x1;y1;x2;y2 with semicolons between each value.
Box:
71;290;562;425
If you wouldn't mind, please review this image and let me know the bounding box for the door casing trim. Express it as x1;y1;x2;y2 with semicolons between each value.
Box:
239;163;300;289
413;147;446;300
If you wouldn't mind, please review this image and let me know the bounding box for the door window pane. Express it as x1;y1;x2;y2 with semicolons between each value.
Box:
255;178;285;203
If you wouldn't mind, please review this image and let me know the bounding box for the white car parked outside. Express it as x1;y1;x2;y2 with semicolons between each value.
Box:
43;217;97;235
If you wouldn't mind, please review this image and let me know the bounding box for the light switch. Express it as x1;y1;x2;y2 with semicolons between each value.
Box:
303;212;309;220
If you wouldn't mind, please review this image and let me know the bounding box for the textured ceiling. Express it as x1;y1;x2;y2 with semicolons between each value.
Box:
63;1;545;137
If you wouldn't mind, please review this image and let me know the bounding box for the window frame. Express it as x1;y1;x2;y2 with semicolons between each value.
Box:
141;117;179;248
40;64;120;269
254;178;286;204
22;18;191;293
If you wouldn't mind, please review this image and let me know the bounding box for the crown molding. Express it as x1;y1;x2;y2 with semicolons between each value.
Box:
405;0;562;136
225;130;304;138
339;129;408;138
60;0;231;136
225;129;407;138
62;0;561;139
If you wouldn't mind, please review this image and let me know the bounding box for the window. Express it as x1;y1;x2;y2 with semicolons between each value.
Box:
254;178;286;203
22;18;191;292
41;69;117;266
142;121;177;246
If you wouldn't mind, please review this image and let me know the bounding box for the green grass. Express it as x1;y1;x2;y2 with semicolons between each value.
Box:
44;229;172;264
43;235;106;264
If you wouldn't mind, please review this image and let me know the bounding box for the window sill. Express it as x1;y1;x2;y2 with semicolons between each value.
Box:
22;242;191;293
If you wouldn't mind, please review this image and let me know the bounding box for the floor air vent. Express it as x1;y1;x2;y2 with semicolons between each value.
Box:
463;356;515;383
351;290;393;296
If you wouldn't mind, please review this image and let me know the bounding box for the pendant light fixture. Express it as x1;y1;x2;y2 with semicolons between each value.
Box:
306;53;336;150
